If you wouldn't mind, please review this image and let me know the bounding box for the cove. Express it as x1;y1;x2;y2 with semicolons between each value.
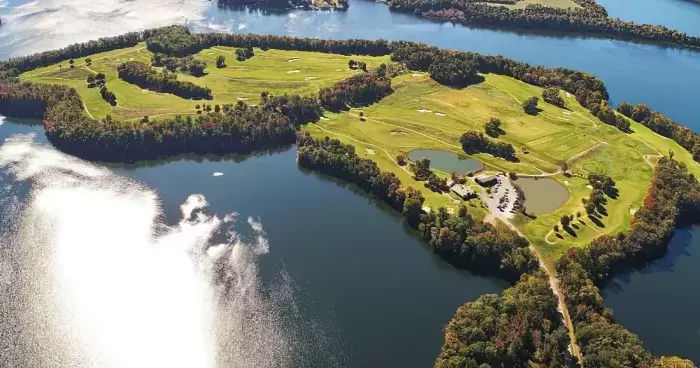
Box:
601;225;700;362
513;177;569;215
0;0;699;130
0;118;507;367
408;149;484;174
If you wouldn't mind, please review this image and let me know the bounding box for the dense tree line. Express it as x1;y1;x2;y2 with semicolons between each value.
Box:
217;0;348;10
0;82;322;161
117;61;212;99
435;271;573;368
146;25;202;56
151;54;207;76
319;70;393;112
384;0;700;49
297;132;539;278
427;54;480;87
592;101;631;132
618;102;700;162
460;130;517;161
555;157;699;367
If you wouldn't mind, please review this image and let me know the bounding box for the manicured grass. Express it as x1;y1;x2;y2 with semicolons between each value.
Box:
20;43;391;121
303;72;700;262
20;47;700;263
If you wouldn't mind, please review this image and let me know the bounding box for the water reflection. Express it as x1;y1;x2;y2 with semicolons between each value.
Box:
0;135;338;368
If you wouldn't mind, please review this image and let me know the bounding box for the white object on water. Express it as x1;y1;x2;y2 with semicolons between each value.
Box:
213;172;224;177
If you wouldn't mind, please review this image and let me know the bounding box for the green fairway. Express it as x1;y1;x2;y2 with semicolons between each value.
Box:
21;43;391;121
19;46;700;262
303;72;700;262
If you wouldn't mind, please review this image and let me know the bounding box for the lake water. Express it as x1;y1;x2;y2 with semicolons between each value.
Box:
601;225;700;362
597;0;700;36
513;177;569;215
0;118;507;367
0;0;699;363
408;149;484;174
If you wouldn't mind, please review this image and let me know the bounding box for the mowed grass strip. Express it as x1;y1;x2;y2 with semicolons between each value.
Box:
305;72;700;263
21;43;391;120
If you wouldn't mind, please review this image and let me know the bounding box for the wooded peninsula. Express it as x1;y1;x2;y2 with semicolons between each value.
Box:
0;25;697;367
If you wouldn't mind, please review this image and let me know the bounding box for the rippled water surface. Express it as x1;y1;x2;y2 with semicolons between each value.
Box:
0;119;507;367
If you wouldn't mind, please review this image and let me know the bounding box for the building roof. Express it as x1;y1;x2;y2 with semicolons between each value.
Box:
451;184;473;198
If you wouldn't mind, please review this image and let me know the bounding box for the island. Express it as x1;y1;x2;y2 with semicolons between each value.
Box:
383;0;700;49
217;0;348;10
0;25;698;367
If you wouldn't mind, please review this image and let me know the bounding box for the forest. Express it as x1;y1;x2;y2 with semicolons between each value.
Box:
434;271;573;367
460;130;517;161
117;61;213;100
319;70;393;112
384;0;700;49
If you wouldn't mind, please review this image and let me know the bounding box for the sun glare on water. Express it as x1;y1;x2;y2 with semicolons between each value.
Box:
0;135;299;368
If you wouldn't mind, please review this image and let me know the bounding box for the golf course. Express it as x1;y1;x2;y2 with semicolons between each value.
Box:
19;44;700;263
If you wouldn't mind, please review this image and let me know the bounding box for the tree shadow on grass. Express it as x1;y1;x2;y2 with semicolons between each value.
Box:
588;214;605;228
563;225;577;238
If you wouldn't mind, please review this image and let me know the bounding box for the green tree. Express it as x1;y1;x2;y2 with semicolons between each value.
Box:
484;117;503;138
216;55;226;68
522;96;539;115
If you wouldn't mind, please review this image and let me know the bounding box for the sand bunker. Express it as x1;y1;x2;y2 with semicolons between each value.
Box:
435;112;446;117
237;97;250;101
417;109;432;113
304;76;318;80
412;73;422;77
365;149;376;155
287;58;300;62
390;130;408;136
287;70;300;74
320;117;330;121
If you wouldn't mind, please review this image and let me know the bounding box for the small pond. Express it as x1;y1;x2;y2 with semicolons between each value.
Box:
513;177;569;215
408;149;484;174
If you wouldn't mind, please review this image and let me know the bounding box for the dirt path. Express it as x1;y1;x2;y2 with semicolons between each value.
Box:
83;103;94;119
494;213;584;365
